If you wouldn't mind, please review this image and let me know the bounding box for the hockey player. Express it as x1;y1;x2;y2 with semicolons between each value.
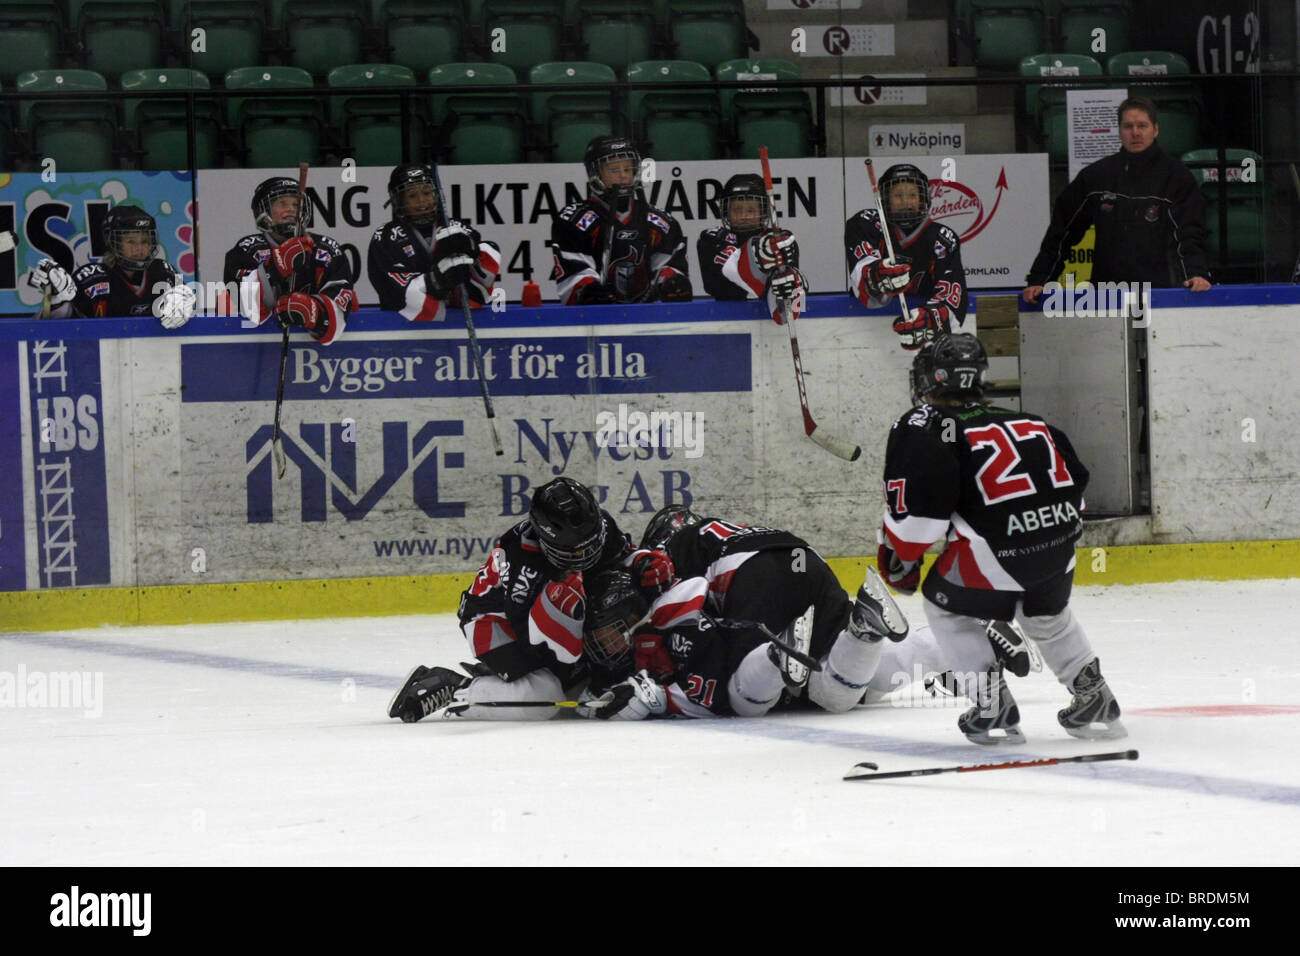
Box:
223;175;357;345
30;205;195;328
878;333;1126;744
386;477;675;722
845;163;968;350
551;136;692;305
696;173;807;322
367;163;501;321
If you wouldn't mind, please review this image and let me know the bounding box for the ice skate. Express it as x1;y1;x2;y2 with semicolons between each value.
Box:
957;669;1025;745
768;605;814;689
982;619;1040;678
849;566;909;642
387;665;470;723
1058;658;1127;740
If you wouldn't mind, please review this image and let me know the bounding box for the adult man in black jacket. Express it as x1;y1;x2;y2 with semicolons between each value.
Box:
1022;97;1211;303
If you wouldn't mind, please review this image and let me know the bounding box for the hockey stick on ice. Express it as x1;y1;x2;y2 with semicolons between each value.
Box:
843;749;1139;782
436;699;584;718
430;145;504;456
271;161;309;480
864;158;925;346
758;148;861;462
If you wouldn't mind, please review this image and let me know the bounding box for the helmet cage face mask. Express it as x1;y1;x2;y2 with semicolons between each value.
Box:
585;611;639;668
104;215;159;271
586;143;642;200
536;527;604;572
639;504;703;551
389;166;439;229
254;179;312;239
879;165;931;233
723;192;771;234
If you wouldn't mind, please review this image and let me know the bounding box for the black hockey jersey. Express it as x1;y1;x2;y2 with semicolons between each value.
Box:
366;219;501;320
51;259;183;319
663;517;808;585
696;226;755;301
457;511;635;682
551;196;689;304
223;231;357;344
845;210;968;330
881;402;1090;593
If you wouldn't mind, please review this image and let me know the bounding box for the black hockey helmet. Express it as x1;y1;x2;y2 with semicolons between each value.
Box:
252;176;311;239
102;205;158;271
639;504;703;551
388;163;440;229
720;174;771;236
584;135;642;200
583;569;649;668
878;163;931;233
910;333;988;405
529;477;606;571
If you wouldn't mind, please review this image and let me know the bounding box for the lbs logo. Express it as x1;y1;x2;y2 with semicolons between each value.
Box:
246;419;466;522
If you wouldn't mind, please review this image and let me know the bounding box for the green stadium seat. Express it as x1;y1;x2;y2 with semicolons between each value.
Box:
716;58;811;159
971;1;1045;72
529;61;619;162
577;1;656;72
74;1;165;77
427;63;526;164
121;68;219;170
668;1;748;70
1019;53;1102;162
627;60;720;160
1107;50;1203;159
170;2;266;80
327;64;424;167
375;1;464;75
16;69;117;172
225;66;322;167
1182;149;1269;265
268;0;367;78
0;4;62;82
1060;0;1131;60
483;1;564;74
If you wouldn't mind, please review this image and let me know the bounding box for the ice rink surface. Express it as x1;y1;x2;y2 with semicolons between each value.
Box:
3;578;1299;867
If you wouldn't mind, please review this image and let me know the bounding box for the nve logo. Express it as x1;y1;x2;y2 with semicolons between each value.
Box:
246;419;466;523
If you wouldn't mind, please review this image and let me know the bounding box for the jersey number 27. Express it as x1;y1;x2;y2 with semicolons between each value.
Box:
966;420;1074;506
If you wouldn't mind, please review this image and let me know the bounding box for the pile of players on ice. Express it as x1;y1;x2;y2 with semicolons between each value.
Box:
389;335;1126;745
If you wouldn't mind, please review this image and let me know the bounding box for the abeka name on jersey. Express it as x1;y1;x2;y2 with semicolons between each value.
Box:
1006;500;1080;535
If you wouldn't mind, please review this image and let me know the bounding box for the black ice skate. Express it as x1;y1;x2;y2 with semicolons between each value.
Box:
768;605;815;689
387;665;470;723
982;619;1041;678
1058;658;1127;740
849;566;909;642
957;669;1025;745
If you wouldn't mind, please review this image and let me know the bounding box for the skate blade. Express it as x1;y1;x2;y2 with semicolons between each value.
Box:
857;567;910;641
1064;719;1128;741
387;665;429;719
963;726;1027;746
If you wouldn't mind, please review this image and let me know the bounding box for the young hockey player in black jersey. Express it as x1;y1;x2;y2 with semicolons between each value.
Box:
845;163;968;349
878;333;1126;744
223;175;357;345
32;205;195;328
386;477;675;722
367;163;501;320
695;173;807;322
551;136;692;305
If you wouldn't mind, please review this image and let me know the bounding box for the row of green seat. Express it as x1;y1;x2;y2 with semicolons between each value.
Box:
959;0;1137;72
1182;148;1271;265
1;59;814;170
1021;51;1206;161
0;0;751;81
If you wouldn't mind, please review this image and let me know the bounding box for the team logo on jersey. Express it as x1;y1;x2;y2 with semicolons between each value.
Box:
616;230;637;240
510;565;540;604
647;211;669;232
576;210;598;231
934;240;946;258
315;248;331;263
1144;205;1160;222
670;632;694;656
402;244;414;257
255;249;271;263
388;271;415;287
87;282;111;297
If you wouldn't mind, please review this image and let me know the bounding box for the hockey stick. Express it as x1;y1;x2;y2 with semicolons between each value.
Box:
436;699;583;718
429;157;504;456
843;749;1139;782
758;148;861;462
864;158;925;346
271;162;309;480
1290;164;1300;284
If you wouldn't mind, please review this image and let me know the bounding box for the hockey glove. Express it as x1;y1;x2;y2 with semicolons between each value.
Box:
892;304;950;351
33;259;77;306
766;267;805;321
633;632;675;682
629;548;674;592
876;539;920;595
657;272;692;302
576;281;618;305
542;572;586;620
576;670;667;720
754;229;799;272
269;235;316;280
864;256;912;299
432;221;480;260
274;292;335;341
153;283;196;330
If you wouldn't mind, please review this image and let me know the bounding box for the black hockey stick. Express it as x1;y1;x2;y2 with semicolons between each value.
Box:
1290;164;1300;284
437;699;584;717
271;161;309;480
843;749;1139;782
759;148;861;462
430;131;504;456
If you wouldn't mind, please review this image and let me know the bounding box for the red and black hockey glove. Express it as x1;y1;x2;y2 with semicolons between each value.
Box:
657;272;692;302
766;267;805;322
892;304;950;351
274;292;335;341
864;255;911;298
877;540;920;594
754;229;799;272
543;571;586;620
576;281;618;305
633;631;675;682
269;235;315;280
629;548;674;593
